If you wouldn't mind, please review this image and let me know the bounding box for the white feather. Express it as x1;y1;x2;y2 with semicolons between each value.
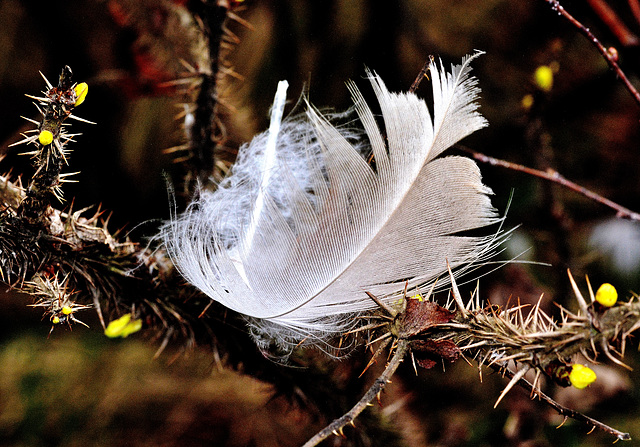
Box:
162;52;503;349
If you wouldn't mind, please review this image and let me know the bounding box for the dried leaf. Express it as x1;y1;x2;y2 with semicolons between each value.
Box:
410;339;460;369
397;299;456;338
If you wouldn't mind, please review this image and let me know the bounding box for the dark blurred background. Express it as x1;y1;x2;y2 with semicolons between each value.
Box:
1;0;640;446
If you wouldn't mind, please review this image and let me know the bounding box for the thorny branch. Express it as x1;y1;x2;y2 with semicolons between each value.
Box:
180;1;229;193
165;0;248;195
0;0;259;350
1;65;216;352
304;268;639;446
543;0;640;108
496;365;631;440
302;339;410;447
441;270;638;440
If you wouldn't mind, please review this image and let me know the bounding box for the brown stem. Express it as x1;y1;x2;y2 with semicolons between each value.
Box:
302;339;410;447
460;146;640;222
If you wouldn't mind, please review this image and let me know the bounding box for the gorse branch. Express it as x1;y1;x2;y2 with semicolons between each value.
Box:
305;270;638;445
11;66;90;221
0;66;212;348
302;339;410;447
2;66;122;328
420;270;637;439
164;0;249;194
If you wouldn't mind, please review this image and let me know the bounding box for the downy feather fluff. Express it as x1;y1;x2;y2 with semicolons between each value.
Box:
162;52;503;351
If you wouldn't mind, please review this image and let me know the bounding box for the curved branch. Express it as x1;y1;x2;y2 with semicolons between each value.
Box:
302;339;410;447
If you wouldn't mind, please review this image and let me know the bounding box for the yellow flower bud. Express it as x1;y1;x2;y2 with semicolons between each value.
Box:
534;65;553;92
62;306;73;315
105;314;142;338
595;283;617;307
521;94;534;110
569;364;596;389
411;294;424;302
52;316;61;324
39;130;54;146
74;82;88;106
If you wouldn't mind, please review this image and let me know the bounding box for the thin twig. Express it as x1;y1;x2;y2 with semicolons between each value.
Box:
409;56;434;93
586;0;639;46
496;365;631;441
630;0;640;26
543;0;640;108
460;146;640;222
302;339;410;447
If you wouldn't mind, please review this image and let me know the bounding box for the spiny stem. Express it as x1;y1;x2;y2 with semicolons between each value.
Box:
302;338;410;447
496;365;631;441
181;0;242;193
189;1;227;187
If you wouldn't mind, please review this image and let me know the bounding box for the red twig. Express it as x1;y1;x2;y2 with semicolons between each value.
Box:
460;147;640;222
543;0;640;108
630;0;640;26
587;0;639;46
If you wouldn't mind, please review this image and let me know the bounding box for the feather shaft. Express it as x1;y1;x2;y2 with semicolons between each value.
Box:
245;80;289;252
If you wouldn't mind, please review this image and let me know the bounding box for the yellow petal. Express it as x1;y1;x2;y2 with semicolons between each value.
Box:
569;364;596;389
104;314;142;338
120;318;142;338
74;82;88;106
595;283;617;307
104;314;132;338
